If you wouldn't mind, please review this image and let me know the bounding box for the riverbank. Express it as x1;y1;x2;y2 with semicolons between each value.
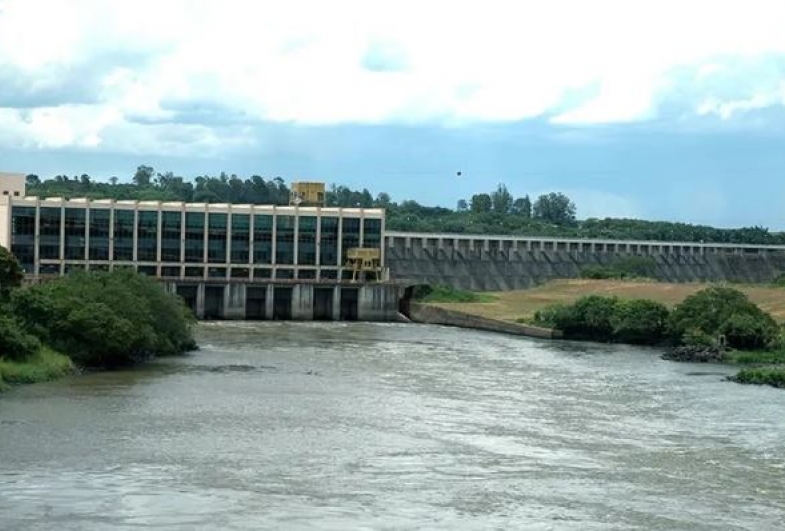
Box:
416;281;785;389
426;279;785;323
0;348;75;391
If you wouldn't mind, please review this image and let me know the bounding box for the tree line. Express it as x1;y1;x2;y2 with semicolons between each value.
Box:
23;166;785;245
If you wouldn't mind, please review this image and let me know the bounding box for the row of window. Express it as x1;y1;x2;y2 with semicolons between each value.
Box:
10;207;382;273
37;263;345;280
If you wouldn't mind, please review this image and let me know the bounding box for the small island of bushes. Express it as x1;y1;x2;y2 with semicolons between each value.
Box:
0;245;196;391
527;285;785;388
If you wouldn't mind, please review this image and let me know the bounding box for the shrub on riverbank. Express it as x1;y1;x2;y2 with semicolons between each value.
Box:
667;286;780;350
11;270;196;368
0;347;74;388
413;284;495;303
532;295;669;345
731;367;785;388
580;256;657;280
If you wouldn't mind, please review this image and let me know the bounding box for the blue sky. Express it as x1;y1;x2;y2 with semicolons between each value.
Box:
1;0;785;228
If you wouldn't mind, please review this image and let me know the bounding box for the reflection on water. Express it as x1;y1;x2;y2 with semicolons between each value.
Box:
1;322;784;530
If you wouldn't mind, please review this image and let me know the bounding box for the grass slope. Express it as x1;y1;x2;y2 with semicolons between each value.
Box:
429;279;785;323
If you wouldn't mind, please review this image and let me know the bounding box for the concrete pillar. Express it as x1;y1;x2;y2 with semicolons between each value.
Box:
265;284;274;318
223;283;246;320
195;283;206;319
332;285;341;320
291;284;314;320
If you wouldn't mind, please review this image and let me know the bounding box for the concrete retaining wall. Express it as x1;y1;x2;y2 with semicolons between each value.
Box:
387;247;785;290
407;302;561;339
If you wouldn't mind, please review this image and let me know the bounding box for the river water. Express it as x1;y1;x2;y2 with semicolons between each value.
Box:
1;322;784;530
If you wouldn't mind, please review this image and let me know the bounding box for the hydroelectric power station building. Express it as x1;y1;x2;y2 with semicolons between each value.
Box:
0;173;399;321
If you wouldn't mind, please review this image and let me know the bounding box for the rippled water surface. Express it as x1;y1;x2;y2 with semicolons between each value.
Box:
1;322;784;530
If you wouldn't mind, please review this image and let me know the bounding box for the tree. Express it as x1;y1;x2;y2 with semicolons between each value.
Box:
374;192;392;209
0;245;23;300
25;174;40;186
133;165;154;187
109;176;119;186
470;193;492;213
491;184;513;214
456;199;468;212
512;195;532;218
533;192;576;225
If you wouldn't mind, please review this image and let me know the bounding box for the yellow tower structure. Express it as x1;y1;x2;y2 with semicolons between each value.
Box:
290;182;326;207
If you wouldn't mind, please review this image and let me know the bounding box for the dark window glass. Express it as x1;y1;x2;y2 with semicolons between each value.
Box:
231;214;250;264
253;267;271;279
275;215;294;265
298;215;317;265
253;214;273;264
161;211;182;262
64;208;86;260
208;213;227;263
39;207;61;260
363;218;382;250
88;209;110;261
184;212;205;263
11;206;36;272
341;217;360;261
298;269;316;279
113;210;135;261
275;268;294;279
185;266;203;278
320;216;339;266
161;266;181;277
136;210;158;262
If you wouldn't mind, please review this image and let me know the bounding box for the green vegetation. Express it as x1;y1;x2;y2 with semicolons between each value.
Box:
772;273;785;287
26;169;785;245
731;367;785;388
531;296;669;345
0;245;196;391
580;256;657;280
413;285;496;304
667;287;779;350
0;347;74;388
528;285;785;389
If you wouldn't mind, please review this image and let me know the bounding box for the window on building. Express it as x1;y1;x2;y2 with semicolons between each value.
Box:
298;216;317;265
113;210;135;261
136;210;158;262
230;213;250;264
64;208;87;260
39;207;61;260
275;215;295;265
161;211;182;262
207;213;227;263
320;216;339;266
184;212;205;263
363;218;382;250
11;206;36;273
253;214;273;264
88;209;110;261
341;217;360;261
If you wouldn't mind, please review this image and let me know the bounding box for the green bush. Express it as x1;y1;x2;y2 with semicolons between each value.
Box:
668;286;779;350
611;299;669;345
0;347;74;386
547;295;620;342
732;367;785;388
413;284;495;303
719;313;780;350
12;270;196;367
773;273;785;287
0;314;41;362
580;257;657;280
532;304;573;328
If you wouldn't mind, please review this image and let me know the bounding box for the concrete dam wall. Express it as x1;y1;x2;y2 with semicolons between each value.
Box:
386;247;785;291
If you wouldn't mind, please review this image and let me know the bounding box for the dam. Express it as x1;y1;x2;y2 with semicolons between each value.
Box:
3;173;785;319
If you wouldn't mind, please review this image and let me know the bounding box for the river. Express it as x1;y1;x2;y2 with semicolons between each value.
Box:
1;322;784;530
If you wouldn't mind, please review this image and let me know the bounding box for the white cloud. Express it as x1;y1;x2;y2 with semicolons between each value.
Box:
2;0;785;152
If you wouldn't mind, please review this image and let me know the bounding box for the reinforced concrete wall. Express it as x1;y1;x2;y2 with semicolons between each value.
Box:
162;281;405;321
407;302;560;339
387;247;785;290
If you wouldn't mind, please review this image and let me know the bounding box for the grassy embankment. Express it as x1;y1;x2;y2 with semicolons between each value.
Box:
0;347;75;391
421;279;785;388
426;279;785;323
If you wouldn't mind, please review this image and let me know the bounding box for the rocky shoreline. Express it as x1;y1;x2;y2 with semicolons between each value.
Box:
661;345;726;363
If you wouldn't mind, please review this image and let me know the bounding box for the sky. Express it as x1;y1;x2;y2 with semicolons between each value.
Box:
1;0;785;228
